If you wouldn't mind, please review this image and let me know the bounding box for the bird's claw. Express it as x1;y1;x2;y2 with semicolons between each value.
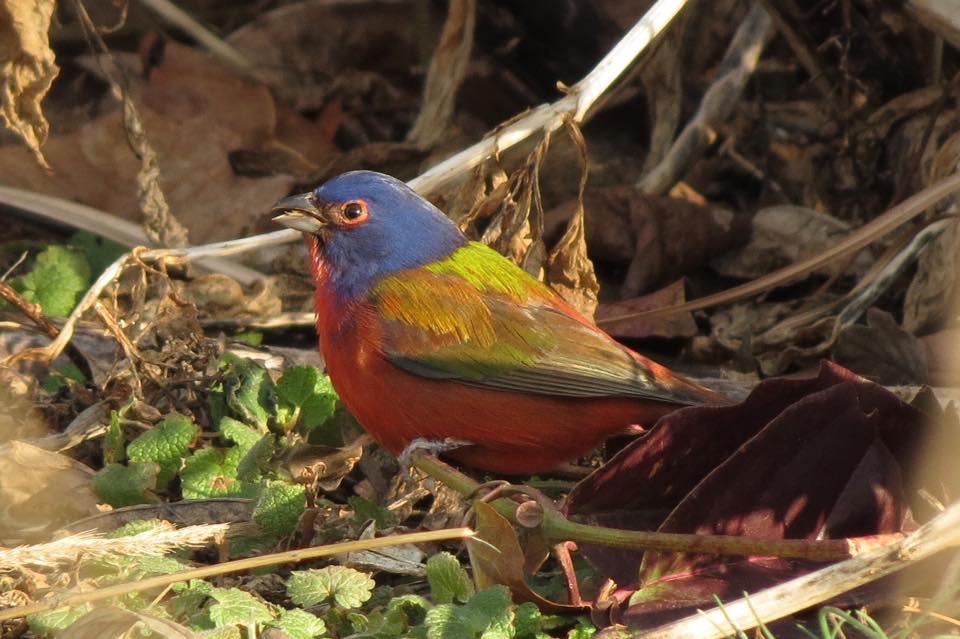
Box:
398;437;472;474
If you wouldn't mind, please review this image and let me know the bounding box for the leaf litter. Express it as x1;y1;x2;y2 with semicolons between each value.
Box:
0;0;959;637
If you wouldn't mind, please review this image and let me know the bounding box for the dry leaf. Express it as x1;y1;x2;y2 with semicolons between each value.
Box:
595;279;697;339
406;0;476;146
0;441;98;544
60;606;197;639
711;204;872;281
0;0;58;168
0;41;298;243
904;216;960;337
833;308;928;385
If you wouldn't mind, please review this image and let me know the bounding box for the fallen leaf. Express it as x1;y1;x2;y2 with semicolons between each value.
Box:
0;441;99;543
466;501;582;613
0;40;300;243
833;308;928;385
595;279;697;339
710;204;873;281
0;0;58;167
544;186;748;297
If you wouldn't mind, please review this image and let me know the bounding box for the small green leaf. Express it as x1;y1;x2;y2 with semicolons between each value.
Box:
566;618;598;639
92;461;157;507
103;409;125;464
181;447;259;500
236;433;275;483
287;566;375;609
424;604;468;639
221;355;276;428
387;594;431;627
266;608;326;639
127;413;199;489
467;586;512;622
276;366;339;431
69;230;127;276
208;588;273;627
41;361;87;393
27;606;89;637
219;416;263;451
252;481;305;536
514;602;543;639
426;552;474;604
276;365;322;406
14;245;91;317
167;580;215;620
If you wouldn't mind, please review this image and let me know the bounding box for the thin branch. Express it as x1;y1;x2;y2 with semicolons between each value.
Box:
409;0;691;196
637;4;775;194
0;186;264;285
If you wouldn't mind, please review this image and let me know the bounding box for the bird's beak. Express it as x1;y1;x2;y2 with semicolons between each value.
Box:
272;192;328;233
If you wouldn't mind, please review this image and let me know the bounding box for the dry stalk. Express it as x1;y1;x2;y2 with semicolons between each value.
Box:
642;500;960;638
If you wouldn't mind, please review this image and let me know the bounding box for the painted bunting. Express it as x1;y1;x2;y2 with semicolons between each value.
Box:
273;171;726;474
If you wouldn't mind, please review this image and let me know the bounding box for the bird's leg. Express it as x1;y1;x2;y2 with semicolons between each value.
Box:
398;437;472;474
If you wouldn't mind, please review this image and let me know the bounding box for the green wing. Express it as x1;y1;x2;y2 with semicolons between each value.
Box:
369;243;703;404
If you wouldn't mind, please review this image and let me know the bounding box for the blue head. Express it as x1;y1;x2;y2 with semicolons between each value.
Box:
273;171;466;301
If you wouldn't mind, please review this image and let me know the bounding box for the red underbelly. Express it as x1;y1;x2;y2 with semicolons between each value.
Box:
323;336;673;474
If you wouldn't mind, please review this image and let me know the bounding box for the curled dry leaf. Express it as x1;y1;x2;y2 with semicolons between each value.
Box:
545;186;748;298
0;441;99;543
0;0;58;168
466;501;583;612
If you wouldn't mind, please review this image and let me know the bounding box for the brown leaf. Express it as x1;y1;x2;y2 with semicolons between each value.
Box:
833;308;928;385
466;501;582;612
595;279;697;339
0;0;58;168
0;41;299;243
904;218;960;334
406;0;476;146
545;187;748;297
0;441;99;543
710;205;872;281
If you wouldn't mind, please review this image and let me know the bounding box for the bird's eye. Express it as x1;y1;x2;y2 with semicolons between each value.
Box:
341;200;368;224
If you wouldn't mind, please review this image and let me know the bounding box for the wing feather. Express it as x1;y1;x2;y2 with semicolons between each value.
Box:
370;246;704;405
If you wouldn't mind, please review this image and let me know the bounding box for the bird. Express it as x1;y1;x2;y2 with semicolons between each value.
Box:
273;171;727;474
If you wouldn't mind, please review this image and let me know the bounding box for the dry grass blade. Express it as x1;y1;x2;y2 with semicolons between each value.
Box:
0;523;233;571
